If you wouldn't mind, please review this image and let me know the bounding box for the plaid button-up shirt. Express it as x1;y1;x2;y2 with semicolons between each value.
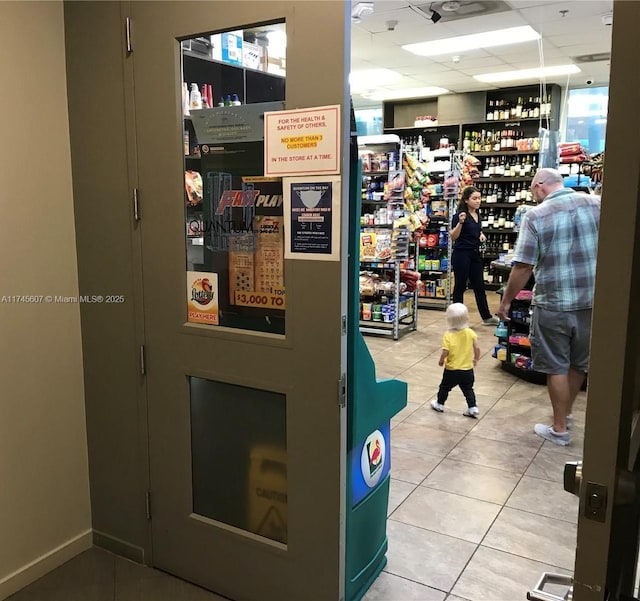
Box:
513;188;600;311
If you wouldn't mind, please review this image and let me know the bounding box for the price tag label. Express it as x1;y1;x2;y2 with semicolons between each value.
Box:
234;290;286;309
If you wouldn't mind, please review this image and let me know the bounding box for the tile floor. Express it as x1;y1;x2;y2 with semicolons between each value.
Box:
6;292;583;601
362;291;583;601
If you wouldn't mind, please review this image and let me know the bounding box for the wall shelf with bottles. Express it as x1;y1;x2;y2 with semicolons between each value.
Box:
476;177;533;183
382;84;562;143
484;84;561;126
472;150;541;157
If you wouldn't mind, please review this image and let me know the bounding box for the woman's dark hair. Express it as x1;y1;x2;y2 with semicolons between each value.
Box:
457;185;480;213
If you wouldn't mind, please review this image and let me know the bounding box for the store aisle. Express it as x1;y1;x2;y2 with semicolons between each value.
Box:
363;291;585;601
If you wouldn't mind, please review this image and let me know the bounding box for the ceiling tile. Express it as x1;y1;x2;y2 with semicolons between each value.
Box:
350;0;612;102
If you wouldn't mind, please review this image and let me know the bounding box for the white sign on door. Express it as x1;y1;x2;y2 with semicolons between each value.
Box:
264;105;340;177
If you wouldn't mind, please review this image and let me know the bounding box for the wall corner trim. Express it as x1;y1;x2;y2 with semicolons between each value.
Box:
0;529;92;599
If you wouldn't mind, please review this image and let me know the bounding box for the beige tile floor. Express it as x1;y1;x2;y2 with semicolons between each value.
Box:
363;290;584;601
7;291;583;601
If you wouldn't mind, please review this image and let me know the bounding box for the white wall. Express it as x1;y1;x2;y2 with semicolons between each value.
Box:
0;2;91;598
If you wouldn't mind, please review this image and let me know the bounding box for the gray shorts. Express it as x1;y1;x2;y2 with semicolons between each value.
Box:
530;307;592;375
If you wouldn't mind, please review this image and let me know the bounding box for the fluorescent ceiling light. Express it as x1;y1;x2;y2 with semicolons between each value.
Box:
362;87;449;101
402;26;540;57
474;64;581;83
350;69;401;93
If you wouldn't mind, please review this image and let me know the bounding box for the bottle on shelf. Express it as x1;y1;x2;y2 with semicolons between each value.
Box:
532;97;540;119
505;212;514;230
487;209;496;228
182;82;190;116
189;83;202;110
463;131;471;153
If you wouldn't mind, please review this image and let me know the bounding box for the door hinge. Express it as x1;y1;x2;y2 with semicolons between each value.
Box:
338;373;346;408
341;315;347;335
133;188;140;222
125;17;133;54
145;490;151;520
139;345;146;376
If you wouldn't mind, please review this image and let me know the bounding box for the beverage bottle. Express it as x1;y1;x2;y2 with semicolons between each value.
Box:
463;131;471;153
533;98;540;119
515;96;523;118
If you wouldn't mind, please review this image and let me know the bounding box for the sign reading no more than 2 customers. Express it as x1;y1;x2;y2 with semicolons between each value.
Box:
264;105;340;177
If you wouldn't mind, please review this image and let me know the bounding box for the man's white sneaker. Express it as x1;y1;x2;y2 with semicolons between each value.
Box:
534;423;570;446
430;400;445;413
463;406;479;418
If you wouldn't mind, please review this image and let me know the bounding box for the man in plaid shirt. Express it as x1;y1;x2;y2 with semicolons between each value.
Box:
497;168;600;446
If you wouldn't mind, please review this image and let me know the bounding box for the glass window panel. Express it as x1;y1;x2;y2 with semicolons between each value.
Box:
565;86;608;155
190;376;287;544
181;22;287;334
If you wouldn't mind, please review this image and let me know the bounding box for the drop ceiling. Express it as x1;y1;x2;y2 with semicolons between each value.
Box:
350;0;613;108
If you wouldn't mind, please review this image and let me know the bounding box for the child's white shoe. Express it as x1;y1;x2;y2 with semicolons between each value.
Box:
430;400;445;413
463;406;479;418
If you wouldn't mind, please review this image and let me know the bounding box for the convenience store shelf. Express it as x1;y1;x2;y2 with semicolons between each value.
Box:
471;150;540;157
475;177;534;183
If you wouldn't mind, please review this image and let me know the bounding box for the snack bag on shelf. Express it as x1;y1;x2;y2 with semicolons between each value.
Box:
185;170;203;206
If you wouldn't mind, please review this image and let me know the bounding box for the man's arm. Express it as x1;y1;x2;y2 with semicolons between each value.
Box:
496;262;534;321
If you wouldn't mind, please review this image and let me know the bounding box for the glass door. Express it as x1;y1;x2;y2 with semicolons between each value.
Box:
129;2;350;599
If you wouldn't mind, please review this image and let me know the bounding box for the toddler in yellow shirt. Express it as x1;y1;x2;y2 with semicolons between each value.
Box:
431;303;481;418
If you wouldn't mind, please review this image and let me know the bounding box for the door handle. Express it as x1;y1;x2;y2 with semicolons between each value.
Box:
564;461;583;497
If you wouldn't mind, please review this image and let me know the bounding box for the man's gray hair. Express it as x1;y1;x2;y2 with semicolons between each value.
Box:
534;168;564;186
